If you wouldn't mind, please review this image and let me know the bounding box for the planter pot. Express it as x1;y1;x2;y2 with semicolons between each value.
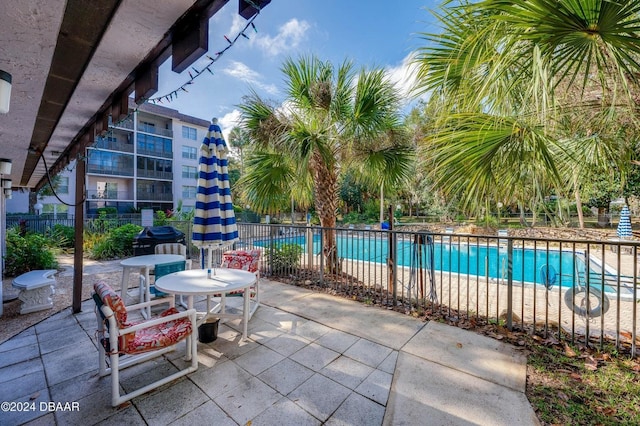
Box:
198;318;219;343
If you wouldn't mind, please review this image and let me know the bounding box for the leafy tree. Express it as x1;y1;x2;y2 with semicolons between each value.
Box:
239;55;414;272
412;0;640;220
228;127;251;174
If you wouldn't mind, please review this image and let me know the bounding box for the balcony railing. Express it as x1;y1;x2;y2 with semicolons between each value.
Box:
136;191;173;201
137;148;173;159
137;169;173;180
111;118;134;130
93;139;134;153
138;125;173;138
87;190;130;200
87;166;134;176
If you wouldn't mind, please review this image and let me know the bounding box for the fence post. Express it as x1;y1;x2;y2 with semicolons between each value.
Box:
506;238;513;330
306;225;313;269
319;229;324;285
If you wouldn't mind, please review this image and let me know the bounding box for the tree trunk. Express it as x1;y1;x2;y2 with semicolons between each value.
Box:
597;207;610;227
311;152;340;274
28;191;38;214
574;187;584;229
518;201;530;227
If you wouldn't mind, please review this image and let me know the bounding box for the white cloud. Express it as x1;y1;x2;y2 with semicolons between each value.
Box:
386;53;421;102
254;18;310;56
222;60;278;95
228;13;245;37
218;109;242;142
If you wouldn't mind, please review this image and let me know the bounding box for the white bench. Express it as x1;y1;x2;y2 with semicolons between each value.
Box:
12;270;57;314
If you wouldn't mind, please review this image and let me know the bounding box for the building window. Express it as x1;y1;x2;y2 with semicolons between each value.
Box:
58;177;69;194
182;166;197;180
182;145;197;160
182;186;197;199
87;150;134;176
182;126;197;140
137;133;172;157
139;121;156;133
95;181;118;199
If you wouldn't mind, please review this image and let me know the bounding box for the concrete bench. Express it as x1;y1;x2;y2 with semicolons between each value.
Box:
12;270;57;314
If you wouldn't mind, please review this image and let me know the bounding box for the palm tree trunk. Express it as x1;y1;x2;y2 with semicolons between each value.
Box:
574;187;585;229
311;152;340;274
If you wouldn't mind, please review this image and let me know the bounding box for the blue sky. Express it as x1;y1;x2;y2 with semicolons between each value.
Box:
153;1;441;137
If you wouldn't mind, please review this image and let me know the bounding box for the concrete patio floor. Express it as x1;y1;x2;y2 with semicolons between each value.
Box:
0;277;539;425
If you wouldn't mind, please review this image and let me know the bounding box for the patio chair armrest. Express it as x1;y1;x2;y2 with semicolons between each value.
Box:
118;308;197;335
124;296;175;313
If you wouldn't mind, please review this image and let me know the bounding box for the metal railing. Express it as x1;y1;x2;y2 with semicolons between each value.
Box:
137;169;173;180
229;223;639;357
87;190;129;200
8;217;638;356
93;139;134;153
136;191;173;201
87;166;134;176
137;147;173;159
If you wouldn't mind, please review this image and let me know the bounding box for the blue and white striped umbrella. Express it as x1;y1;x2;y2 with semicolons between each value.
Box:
192;119;238;267
617;205;632;239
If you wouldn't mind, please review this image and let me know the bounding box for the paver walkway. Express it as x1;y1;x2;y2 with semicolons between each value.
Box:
0;278;538;425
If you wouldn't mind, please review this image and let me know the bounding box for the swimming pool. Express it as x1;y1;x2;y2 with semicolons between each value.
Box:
255;233;601;289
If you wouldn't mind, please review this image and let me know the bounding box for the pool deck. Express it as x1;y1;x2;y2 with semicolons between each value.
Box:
0;260;538;425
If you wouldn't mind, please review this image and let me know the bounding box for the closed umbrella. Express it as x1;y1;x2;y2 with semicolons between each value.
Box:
617;205;632;239
192;118;238;269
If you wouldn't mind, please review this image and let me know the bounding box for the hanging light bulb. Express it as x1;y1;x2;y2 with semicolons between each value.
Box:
0;158;11;175
0;70;11;114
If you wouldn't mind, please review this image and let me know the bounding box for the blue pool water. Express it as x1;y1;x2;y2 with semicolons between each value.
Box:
255;234;597;288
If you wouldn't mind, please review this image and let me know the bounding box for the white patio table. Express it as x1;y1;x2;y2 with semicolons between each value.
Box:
154;268;257;344
119;253;185;308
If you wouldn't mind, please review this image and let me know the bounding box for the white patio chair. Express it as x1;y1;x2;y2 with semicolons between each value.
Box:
155;243;192;269
215;249;261;321
92;281;197;407
139;260;186;316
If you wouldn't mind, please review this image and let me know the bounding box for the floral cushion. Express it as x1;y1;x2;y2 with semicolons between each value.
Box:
124;307;193;355
218;249;261;296
93;282;192;355
221;249;260;273
94;281;130;327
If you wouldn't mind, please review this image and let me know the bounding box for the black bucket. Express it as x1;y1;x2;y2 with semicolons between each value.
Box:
198;318;219;343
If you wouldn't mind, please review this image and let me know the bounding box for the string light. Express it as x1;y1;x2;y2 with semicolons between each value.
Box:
86;0;263;167
143;2;263;106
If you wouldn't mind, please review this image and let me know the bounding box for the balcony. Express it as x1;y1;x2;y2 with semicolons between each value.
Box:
137;169;173;180
87;165;134;177
137;147;173;159
87;190;131;200
93;139;134;153
138;124;173;138
137;191;173;201
111;117;134;130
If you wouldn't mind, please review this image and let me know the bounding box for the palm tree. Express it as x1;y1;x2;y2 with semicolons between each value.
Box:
239;55;414;273
228;126;251;174
412;0;640;216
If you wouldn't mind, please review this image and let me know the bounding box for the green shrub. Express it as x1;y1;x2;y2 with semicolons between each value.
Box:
4;228;58;277
87;223;142;260
96;207;117;215
87;211;120;234
269;243;303;273
50;224;75;248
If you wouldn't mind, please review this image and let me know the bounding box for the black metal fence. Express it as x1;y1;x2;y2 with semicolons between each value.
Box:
8;217;639;356
231;223;639;357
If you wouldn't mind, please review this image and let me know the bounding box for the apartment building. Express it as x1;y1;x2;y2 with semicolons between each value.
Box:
7;102;211;216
